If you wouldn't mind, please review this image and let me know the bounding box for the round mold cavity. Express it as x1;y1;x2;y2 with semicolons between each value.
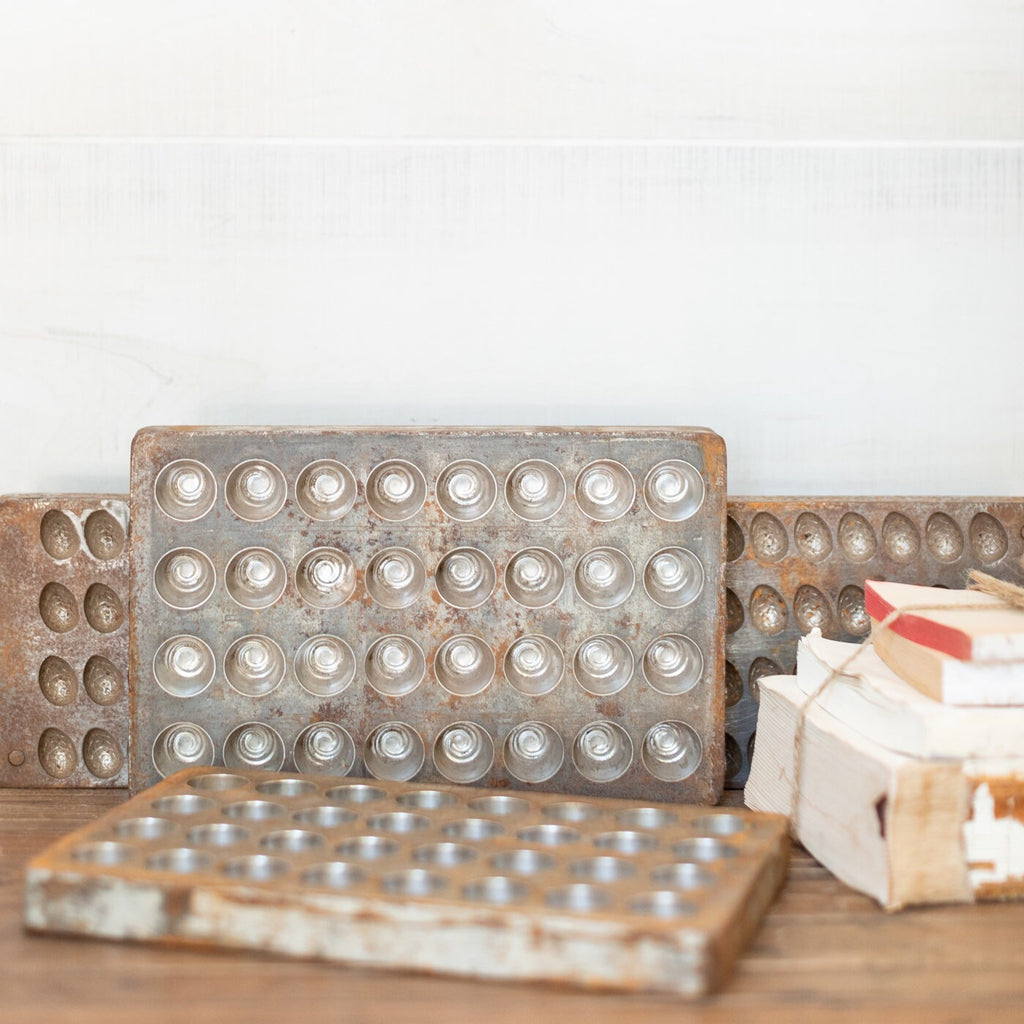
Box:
435;547;496;609
794;585;833;633
970;512;1009;564
436;459;497;521
261;829;325;854
293;722;357;776
154;459;216;522
412;842;477;867
295;547;357;608
295;459;357;521
337;835;400;860
643;459;704;522
517;824;581;847
725;661;743;707
83;508;125;560
748;657;782;702
325;784;387;804
750;512;788;562
503;635;564;697
83;728;123;779
256;777;316;798
441;818;504;841
381;869;447;897
293;805;357;829
573;546;635;609
223;723;286;772
593;830;658;854
629;891;697;918
301;862;365;889
642;547;704;609
747;732;757;767
365;635;426;697
726;588;744;634
40;509;80;560
365;547;426;609
504;547;565;608
542;801;601;823
83;655;124;706
794;512;833;562
489;849;556;875
224;547;287;610
114;817;176;841
616;807;678;830
641;721;703;783
153;635;216;698
366;811;431;834
152;723;215;777
838;511;877;562
572;635;633;696
364;722;425;782
463;877;529;905
73;841;134;866
434;634;495;697
39;582;78;633
187;772;248;791
882;512;921;563
38;728;76;779
365;459;427;521
692;813;748;836
749;585;787;636
505;459;566;522
570;856;636;883
433;722;494;784
838;585;870;636
151;794;216;816
468;795;531;817
503;721;564;784
146;848;213;874
673;837;739;862
724;734;742;782
642;633;703;696
571;721;633;784
545;884;611;913
926;512;965;562
396;789;459;810
225;459;287;522
223;799;287;822
224;635;286;698
83;583;125;634
39;655;77;707
575;459;635;521
294;635;356;698
187;823;250;847
726;516;745;561
223;855;290;881
651;862;715;889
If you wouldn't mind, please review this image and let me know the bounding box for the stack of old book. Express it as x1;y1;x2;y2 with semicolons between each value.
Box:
745;579;1024;910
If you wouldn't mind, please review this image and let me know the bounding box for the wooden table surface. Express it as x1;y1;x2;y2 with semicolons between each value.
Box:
3;788;1023;1024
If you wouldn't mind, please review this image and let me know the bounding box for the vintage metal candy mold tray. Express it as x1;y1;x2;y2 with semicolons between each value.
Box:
130;427;726;802
0;495;129;786
724;497;1024;786
25;766;787;995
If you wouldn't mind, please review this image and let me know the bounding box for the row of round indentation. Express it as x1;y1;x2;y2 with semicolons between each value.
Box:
724;657;785;708
39;507;126;562
151;718;704;785
38;581;125;635
726;583;869;637
152;631;704;700
38;654;124;707
36;726;123;780
724;732;757;782
155;544;704;612
729;510;1011;566
154;456;705;525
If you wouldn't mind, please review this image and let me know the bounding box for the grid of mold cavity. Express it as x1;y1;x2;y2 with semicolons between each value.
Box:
57;769;778;926
130;428;724;802
0;497;129;786
723;499;1024;788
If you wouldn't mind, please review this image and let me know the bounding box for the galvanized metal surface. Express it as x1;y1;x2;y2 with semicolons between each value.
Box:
25;765;787;995
0;495;130;787
129;427;727;803
724;497;1024;787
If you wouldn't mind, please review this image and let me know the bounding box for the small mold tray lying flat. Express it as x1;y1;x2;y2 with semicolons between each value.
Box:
0;495;129;786
25;766;788;996
724;497;1024;787
129;427;726;803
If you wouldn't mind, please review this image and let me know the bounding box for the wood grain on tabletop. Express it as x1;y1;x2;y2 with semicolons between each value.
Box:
3;789;1024;1024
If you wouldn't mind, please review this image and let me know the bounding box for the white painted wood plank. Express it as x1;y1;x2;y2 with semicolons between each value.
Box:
0;2;1022;139
0;141;1021;495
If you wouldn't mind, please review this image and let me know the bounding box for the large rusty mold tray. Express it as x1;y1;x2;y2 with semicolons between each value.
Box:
724;497;1024;787
129;427;726;803
0;495;129;786
26;766;787;996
